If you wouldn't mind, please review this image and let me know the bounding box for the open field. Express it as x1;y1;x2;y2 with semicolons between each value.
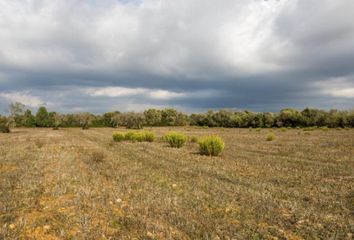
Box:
0;127;353;239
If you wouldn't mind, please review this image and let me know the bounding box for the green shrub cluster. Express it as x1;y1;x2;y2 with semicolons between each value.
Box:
266;132;276;141
190;136;199;143
280;127;287;132
198;136;225;156
112;132;126;142
303;127;316;131
0;117;10;133
2;105;354;129
164;132;187;148
112;131;155;142
320;126;329;131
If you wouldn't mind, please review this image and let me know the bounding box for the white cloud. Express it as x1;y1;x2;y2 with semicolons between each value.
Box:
86;87;146;97
149;90;185;99
0;91;45;108
85;86;186;100
1;0;354;113
316;77;354;99
0;0;289;76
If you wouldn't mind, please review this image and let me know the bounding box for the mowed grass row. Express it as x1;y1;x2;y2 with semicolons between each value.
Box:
0;128;353;239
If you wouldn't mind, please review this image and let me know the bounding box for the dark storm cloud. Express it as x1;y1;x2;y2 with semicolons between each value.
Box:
0;0;353;114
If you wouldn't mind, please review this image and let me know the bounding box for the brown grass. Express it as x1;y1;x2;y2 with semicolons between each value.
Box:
0;127;353;239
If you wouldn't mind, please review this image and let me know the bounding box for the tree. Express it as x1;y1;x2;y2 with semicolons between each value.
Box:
212;110;235;127
161;108;178;126
9;102;26;127
278;108;302;127
263;112;275;128
76;112;93;129
175;112;189;126
102;112;120;127
144;109;162;126
124;112;145;129
36;106;50;127
23;110;36;127
52;112;63;130
301;108;328;127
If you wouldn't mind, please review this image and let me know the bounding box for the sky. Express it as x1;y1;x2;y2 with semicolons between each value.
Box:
0;0;353;114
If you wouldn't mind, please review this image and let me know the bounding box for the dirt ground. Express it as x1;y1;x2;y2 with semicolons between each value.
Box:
0;127;353;239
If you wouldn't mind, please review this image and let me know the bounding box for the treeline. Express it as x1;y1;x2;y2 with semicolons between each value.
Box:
0;102;353;132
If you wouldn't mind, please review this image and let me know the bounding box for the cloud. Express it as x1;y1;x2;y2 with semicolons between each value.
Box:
0;91;45;108
0;0;353;114
85;86;186;100
315;76;354;99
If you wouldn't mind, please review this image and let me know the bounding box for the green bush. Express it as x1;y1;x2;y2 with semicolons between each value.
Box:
0;117;10;133
303;127;316;131
134;131;155;142
142;131;155;142
190;136;199;143
113;132;126;142
122;131;155;142
266;132;276;141
164;132;187;148
198;136;225;156
280;127;287;132
124;131;138;141
319;126;329;132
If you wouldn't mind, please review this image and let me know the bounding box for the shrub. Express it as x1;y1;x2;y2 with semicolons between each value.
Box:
190;136;199;143
303;127;316;131
142;131;155;142
0;125;10;133
113;132;125;142
0;117;10;133
280;127;287;132
266;132;276;141
164;132;187;148
320;126;329;132
256;128;261;132
125;113;145;129
123;131;155;142
134;131;155;142
198;136;225;156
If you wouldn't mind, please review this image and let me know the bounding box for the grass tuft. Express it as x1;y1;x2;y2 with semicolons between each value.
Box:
198;135;225;156
164;132;187;148
113;132;125;142
266;132;276;141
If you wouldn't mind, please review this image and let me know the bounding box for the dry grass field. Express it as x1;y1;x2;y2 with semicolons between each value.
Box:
0;127;353;239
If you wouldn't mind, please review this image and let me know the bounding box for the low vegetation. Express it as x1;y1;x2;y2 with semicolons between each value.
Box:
0;127;353;239
189;135;199;143
198;135;225;156
112;132;125;142
1;103;353;132
113;131;155;143
266;132;276;141
164;131;187;148
0;116;10;133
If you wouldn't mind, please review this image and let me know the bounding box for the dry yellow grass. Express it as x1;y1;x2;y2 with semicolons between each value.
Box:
0;127;353;239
